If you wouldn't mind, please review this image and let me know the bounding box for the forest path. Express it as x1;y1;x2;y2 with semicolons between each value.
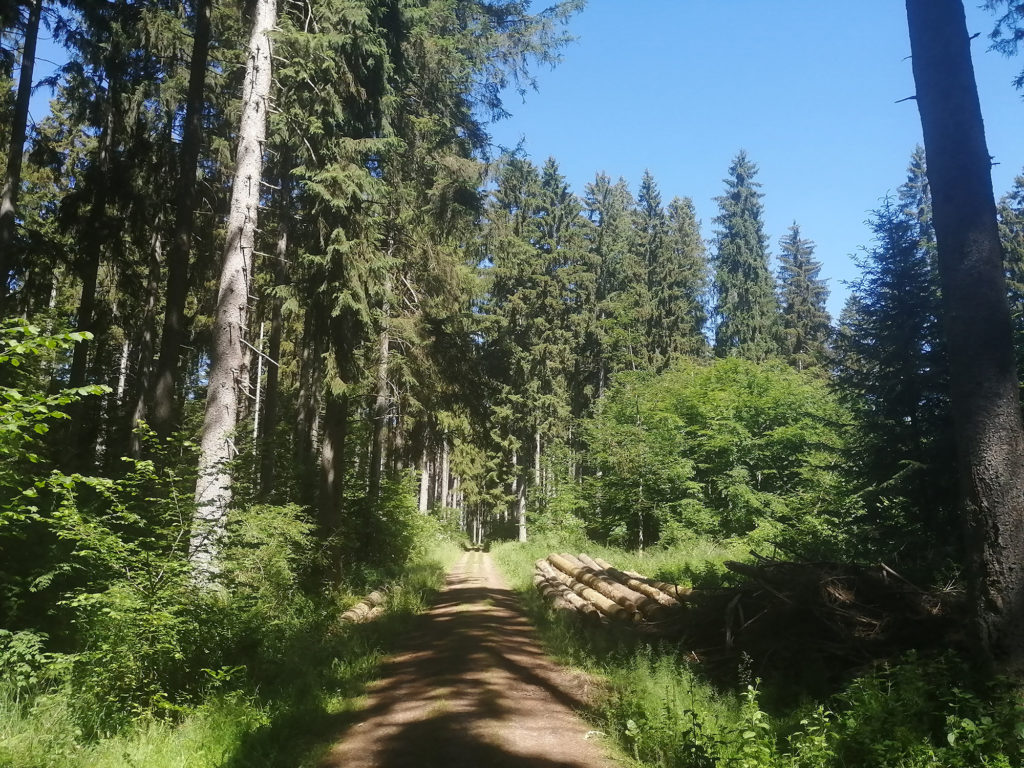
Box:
320;551;620;768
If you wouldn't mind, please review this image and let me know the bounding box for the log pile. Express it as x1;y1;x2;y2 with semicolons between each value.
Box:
533;551;965;683
339;588;390;624
532;553;688;634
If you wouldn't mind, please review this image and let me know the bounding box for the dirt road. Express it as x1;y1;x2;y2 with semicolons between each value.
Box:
320;551;620;768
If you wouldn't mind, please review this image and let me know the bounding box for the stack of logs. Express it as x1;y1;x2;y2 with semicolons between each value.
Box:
339;588;390;624
533;553;688;634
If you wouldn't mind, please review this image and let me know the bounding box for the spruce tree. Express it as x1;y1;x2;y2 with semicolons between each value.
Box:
776;222;830;370
712;151;779;361
658;196;709;362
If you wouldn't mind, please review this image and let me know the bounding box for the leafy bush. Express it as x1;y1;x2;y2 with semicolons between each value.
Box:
583;358;860;555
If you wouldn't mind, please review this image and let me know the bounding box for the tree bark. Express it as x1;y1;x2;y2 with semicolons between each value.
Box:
318;392;348;534
191;0;276;582
516;471;527;542
906;0;1024;668
150;0;213;436
418;447;430;512
0;0;42;308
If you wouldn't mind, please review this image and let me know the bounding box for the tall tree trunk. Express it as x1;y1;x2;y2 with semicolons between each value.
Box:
418;447;430;512
439;437;450;509
258;158;291;497
128;228;164;457
191;0;276;581
516;472;527;542
318;392;348;535
367;274;392;506
295;307;322;504
0;0;42;308
150;0;213;436
907;0;1024;668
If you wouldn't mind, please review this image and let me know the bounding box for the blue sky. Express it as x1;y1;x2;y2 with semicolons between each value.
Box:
487;1;1024;317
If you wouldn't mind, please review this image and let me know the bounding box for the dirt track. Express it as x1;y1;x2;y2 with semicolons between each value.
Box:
320;551;620;768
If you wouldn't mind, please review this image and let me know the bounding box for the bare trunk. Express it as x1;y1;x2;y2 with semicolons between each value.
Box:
516;473;527;542
318;392;348;534
907;0;1024;667
191;0;276;582
150;0;213;436
418;447;430;512
440;437;450;509
0;0;42;307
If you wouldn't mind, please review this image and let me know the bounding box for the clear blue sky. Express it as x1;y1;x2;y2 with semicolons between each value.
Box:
487;1;1024;317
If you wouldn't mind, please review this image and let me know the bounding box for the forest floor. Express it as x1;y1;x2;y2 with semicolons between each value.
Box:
319;551;621;768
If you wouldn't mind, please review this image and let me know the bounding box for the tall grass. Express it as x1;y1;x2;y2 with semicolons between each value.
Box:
0;539;461;768
493;536;1024;768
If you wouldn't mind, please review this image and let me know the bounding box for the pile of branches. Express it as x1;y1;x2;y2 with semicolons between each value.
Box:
533;553;688;635
684;555;965;674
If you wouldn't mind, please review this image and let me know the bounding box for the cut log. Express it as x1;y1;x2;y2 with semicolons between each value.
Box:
598;558;692;602
549;553;650;620
584;554;682;609
534;572;575;613
535;560;604;619
537;558;629;621
340;589;388;624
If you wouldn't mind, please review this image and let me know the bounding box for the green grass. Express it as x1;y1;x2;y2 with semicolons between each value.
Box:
493;536;1024;768
0;540;461;768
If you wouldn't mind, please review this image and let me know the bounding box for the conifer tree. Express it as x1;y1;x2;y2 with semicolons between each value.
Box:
657;196;708;362
835;190;954;553
999;173;1024;372
776;222;830;370
712;150;779;361
582;172;635;396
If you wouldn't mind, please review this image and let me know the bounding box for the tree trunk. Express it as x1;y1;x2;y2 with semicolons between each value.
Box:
516;472;527;542
439;437;450;508
906;0;1024;668
318;392;348;534
191;0;275;582
0;0;42;308
367;274;392;505
258;161;290;497
418;447;430;512
150;0;213;437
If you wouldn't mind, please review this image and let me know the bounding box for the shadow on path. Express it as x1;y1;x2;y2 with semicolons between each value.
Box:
319;552;618;768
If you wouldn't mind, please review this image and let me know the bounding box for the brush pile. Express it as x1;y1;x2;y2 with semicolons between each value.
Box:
691;555;964;670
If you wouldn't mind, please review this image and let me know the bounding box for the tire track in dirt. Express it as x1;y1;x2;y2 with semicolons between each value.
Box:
320;551;620;768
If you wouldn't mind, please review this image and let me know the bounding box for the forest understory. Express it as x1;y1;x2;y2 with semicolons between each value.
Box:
4;0;1024;766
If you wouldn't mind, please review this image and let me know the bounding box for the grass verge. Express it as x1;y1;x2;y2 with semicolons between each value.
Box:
492;535;1024;768
0;539;461;768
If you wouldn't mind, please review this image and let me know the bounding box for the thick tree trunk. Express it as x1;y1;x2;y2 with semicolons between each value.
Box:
906;0;1024;668
318;392;348;534
150;0;213;437
191;0;275;581
0;0;42;307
